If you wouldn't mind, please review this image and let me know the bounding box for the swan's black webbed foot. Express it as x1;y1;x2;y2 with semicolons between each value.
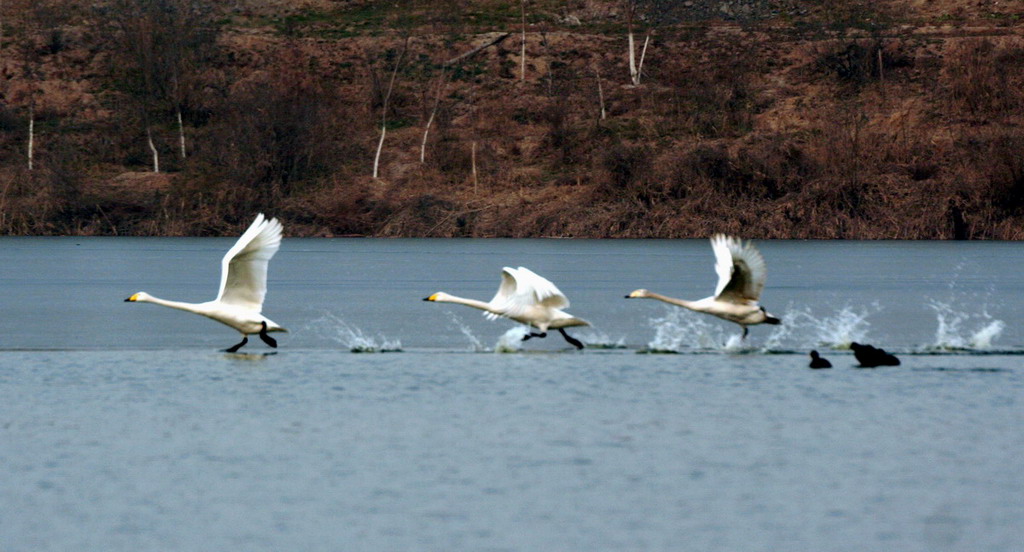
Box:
258;321;277;348
559;328;584;350
522;331;547;341
224;336;248;353
741;326;749;339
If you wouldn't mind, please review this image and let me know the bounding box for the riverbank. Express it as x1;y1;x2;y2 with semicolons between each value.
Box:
1;0;1022;238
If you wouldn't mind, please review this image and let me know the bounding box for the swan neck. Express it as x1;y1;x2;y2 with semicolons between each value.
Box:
646;292;700;310
437;294;497;314
139;294;205;314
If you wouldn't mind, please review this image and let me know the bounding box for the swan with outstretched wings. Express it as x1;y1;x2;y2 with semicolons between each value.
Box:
626;234;780;338
125;213;287;352
425;266;589;349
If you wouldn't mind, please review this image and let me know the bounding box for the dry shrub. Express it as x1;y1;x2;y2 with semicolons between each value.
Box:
942;38;1024;116
0;151;82;235
594;141;655;205
295;176;383;236
814;39;912;88
660;135;814;202
985;135;1024;216
660;37;762;137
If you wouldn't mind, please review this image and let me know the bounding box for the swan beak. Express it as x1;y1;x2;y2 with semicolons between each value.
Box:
625;290;644;299
124;293;139;302
423;294;438;302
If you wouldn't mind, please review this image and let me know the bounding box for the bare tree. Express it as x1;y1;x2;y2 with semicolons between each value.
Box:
520;0;527;81
421;68;450;163
106;0;215;172
624;0;650;86
372;38;410;179
12;0;50;171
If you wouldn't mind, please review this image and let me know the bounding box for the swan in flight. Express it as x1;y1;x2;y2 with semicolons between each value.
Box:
626;234;780;338
424;266;590;349
125;213;287;352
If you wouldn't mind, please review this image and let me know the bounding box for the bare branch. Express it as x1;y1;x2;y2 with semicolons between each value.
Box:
443;32;511;66
373;37;410;179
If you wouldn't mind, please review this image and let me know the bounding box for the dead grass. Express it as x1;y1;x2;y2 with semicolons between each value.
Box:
2;0;1024;238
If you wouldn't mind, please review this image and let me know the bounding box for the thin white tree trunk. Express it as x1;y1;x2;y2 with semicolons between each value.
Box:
520;0;527;81
176;107;186;159
635;33;650;85
147;126;159;173
420;111;435;164
628;31;637;85
373;37;409;179
373;126;386;179
421;71;448;164
27;105;34;170
595;66;606;120
471;141;478;194
878;47;884;84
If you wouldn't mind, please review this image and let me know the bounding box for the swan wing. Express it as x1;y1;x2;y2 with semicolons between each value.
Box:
216;214;283;311
483;268;520;320
513;266;570;309
711;234;767;303
489;266;569;318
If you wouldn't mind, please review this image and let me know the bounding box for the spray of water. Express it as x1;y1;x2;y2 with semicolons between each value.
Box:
445;311;487;352
576;329;627;349
641;302;882;354
495;326;528;353
309;313;402;353
782;303;877;350
928;300;1005;351
644;308;754;353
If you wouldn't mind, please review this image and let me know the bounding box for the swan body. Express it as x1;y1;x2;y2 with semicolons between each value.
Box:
424;266;589;349
125;213;286;351
626;234;780;337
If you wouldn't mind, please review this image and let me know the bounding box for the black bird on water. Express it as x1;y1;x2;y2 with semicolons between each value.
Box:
808;350;832;369
851;342;900;367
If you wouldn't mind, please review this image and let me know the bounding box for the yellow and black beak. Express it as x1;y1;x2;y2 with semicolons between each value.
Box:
423;293;438;302
124;293;139;302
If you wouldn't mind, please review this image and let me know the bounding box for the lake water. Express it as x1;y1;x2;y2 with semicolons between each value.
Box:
1;238;1022;551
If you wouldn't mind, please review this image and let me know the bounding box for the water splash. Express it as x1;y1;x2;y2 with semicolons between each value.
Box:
576;329;627;350
643;308;752;353
782;303;878;350
446;311;487;352
310;313;402;353
928;300;1005;351
640;303;880;354
495;326;528;353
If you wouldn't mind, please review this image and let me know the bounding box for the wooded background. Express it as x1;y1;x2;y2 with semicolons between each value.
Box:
1;0;1022;238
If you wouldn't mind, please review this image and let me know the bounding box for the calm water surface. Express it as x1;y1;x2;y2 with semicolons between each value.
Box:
1;238;1022;551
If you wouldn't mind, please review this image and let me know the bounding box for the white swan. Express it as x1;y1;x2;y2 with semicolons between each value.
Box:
626;234;780;338
125;213;287;352
424;266;590;349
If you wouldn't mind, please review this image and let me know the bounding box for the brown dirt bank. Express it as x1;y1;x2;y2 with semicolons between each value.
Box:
1;0;1022;238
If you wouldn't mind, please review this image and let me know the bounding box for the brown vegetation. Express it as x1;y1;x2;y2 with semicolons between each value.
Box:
0;0;1023;238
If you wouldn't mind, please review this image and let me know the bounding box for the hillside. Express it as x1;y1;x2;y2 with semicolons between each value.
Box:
1;0;1022;238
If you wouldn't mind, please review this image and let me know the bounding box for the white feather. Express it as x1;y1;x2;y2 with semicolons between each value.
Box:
126;214;287;342
627;234;778;335
426;266;588;335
